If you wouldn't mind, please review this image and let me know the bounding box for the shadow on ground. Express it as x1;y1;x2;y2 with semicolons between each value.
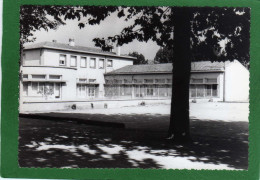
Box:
18;113;248;169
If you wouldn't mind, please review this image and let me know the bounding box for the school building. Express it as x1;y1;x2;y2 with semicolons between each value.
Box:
19;40;249;112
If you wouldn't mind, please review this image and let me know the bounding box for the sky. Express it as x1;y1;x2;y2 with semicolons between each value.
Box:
28;12;161;60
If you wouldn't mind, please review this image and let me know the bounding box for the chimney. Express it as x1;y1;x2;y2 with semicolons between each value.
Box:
52;40;57;43
69;38;75;46
116;46;121;56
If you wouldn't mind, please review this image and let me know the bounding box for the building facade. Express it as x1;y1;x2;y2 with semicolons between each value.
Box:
19;40;249;112
20;40;135;103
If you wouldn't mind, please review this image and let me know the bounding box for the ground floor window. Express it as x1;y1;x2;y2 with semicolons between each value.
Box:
104;84;172;99
23;82;61;99
77;84;99;98
190;84;218;98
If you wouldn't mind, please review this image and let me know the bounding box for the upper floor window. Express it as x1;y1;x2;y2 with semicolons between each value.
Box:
59;55;66;66
70;56;77;67
90;58;96;68
99;59;105;69
80;57;87;68
107;59;113;67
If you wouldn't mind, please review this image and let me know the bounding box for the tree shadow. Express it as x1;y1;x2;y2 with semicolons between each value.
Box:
19;114;248;169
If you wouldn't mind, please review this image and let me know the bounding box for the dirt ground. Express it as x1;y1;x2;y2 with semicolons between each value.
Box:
19;102;249;170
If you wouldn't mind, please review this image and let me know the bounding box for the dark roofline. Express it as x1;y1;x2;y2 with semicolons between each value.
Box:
105;70;224;76
24;43;136;60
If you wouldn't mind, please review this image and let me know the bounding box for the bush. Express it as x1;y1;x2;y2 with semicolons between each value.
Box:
140;101;146;106
71;104;77;110
191;99;197;103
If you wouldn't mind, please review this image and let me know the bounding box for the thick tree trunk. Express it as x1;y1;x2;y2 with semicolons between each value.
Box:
167;7;192;142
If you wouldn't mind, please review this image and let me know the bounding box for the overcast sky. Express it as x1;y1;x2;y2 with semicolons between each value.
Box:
27;12;161;60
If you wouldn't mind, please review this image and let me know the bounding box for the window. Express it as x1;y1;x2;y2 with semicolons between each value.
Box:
144;79;153;84
90;58;96;68
134;79;143;84
70;56;77;67
59;55;66;66
23;74;28;80
99;59;104;69
80;57;87;68
89;79;96;83
155;79;165;83
190;84;218;98
22;82;28;96
115;80;123;84
124;79;132;84
88;85;96;97
77;84;87;97
206;78;218;83
146;85;154;96
191;78;203;83
167;79;172;84
49;75;61;80
79;78;87;82
107;60;113;67
32;75;46;79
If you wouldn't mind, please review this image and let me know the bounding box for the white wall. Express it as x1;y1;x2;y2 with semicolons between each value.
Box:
224;60;249;102
42;49;133;97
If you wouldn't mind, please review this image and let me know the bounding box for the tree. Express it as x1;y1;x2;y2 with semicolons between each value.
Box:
154;47;173;63
128;52;148;64
20;6;250;142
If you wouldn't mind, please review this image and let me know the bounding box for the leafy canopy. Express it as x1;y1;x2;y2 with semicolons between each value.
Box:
20;6;250;63
128;52;148;65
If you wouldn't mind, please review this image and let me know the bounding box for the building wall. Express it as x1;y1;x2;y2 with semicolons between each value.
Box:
21;66;77;102
224;60;249;102
105;72;224;101
20;48;134;104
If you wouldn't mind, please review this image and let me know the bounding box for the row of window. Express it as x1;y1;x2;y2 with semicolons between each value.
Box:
104;84;172;97
191;78;218;84
59;54;113;69
23;82;61;98
23;74;61;80
105;79;172;84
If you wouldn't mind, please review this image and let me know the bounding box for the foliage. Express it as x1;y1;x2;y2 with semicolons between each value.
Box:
128;52;148;64
154;47;173;63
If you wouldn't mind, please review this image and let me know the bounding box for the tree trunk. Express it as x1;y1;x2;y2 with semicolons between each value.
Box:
168;7;193;142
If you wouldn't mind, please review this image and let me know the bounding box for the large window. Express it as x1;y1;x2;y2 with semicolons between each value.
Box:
90;58;96;68
70;56;77;67
190;84;218;98
80;57;87;68
59;55;66;66
99;59;104;69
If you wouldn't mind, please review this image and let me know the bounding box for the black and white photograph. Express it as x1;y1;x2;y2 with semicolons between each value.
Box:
19;6;250;170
